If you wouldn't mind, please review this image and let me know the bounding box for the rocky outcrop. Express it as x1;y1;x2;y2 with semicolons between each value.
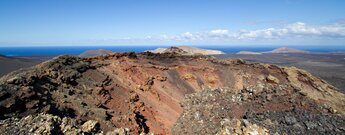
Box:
0;52;344;134
217;119;269;135
173;87;345;134
0;113;131;135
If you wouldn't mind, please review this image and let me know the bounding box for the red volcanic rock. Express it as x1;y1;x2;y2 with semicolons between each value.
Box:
0;52;344;134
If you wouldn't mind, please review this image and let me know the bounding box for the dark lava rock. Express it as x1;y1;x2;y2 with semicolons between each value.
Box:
173;87;345;134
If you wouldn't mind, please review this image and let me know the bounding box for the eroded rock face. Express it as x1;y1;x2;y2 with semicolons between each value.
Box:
0;52;344;134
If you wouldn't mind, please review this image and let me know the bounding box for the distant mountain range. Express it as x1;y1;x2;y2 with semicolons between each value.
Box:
77;46;226;57
77;46;308;57
147;46;225;55
0;55;48;77
237;47;308;54
268;47;308;53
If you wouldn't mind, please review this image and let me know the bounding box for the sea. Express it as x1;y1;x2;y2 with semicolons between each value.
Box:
0;45;344;56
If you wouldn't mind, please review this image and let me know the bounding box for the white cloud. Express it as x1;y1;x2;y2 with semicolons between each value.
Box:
237;28;279;39
116;22;345;45
208;29;230;38
160;34;169;40
228;22;345;40
145;36;152;39
318;24;345;37
286;22;321;35
210;29;229;35
180;32;194;40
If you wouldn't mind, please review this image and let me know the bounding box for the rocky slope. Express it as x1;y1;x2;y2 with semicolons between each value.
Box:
0;52;344;134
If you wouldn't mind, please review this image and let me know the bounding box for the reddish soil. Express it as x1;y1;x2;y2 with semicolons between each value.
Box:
0;52;344;134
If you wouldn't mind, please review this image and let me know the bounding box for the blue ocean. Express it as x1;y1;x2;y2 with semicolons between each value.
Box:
0;45;344;56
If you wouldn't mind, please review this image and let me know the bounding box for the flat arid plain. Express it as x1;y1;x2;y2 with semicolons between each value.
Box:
216;53;345;93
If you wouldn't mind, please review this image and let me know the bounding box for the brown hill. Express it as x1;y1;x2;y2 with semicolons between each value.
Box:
0;54;8;60
0;56;49;77
160;46;188;55
0;52;344;134
268;47;308;53
79;49;113;57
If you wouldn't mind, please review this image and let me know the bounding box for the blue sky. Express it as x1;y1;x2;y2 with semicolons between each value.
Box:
0;0;345;46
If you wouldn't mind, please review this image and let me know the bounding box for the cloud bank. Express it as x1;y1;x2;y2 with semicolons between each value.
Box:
153;22;345;42
87;21;345;45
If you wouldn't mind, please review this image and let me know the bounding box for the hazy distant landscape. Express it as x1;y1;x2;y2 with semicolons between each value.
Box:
216;52;345;92
0;55;52;76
